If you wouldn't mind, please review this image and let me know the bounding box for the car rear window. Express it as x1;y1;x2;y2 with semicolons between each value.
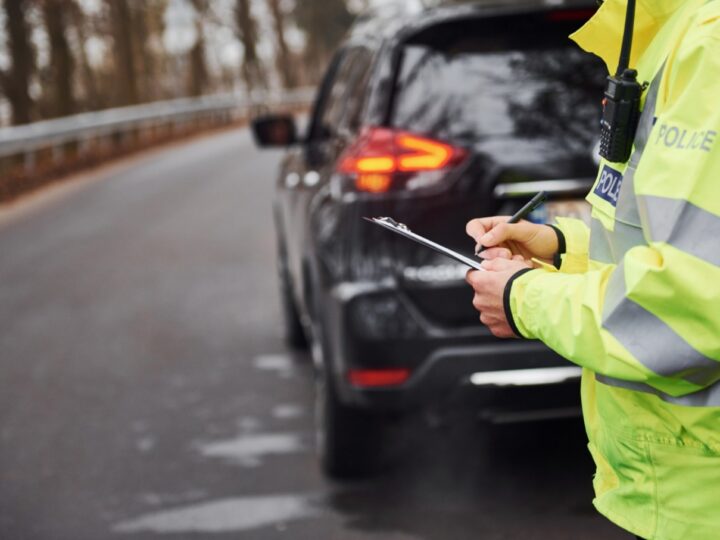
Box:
392;14;607;150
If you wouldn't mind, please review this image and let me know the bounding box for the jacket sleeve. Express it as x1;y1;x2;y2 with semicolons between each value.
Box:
508;26;720;397
552;217;591;273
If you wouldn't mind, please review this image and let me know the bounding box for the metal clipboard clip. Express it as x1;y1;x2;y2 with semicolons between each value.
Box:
363;217;485;272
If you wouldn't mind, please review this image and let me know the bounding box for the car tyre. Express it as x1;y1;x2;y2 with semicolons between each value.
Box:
277;252;308;350
315;367;405;479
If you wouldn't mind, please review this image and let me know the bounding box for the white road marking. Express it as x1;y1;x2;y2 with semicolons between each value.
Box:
113;494;319;534
135;436;156;453
253;354;293;372
196;432;304;467
272;404;304;420
236;415;262;432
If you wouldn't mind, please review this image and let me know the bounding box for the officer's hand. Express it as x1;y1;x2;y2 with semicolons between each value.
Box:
466;258;532;338
465;216;559;263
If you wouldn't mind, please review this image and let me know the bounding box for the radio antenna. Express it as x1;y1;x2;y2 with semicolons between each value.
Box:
617;0;636;74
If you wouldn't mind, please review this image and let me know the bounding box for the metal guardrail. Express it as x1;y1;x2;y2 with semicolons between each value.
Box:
0;87;316;161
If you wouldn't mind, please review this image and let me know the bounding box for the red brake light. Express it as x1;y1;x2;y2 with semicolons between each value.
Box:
348;368;411;388
337;127;467;193
356;173;393;193
396;133;454;171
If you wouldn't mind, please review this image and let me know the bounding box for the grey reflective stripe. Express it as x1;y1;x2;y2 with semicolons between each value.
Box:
596;374;720;407
614;73;662;226
589;216;614;263
589;69;663;264
615;163;641;225
638;195;720;267
602;264;627;317
610;220;645;261
589;216;645;264
630;70;662;165
603;264;720;386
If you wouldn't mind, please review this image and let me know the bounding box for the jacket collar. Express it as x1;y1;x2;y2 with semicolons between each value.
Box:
570;0;687;74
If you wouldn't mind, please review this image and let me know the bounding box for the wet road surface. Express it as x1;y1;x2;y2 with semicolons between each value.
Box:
0;128;628;539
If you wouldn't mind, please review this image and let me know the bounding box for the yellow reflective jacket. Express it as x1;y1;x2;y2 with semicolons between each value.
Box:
506;1;720;538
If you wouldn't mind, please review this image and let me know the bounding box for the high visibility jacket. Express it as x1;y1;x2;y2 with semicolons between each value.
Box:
506;1;720;538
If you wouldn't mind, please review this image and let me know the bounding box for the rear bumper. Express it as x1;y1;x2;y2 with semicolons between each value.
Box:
339;340;581;412
321;280;581;413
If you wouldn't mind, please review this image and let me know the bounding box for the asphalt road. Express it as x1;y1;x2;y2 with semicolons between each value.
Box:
0;127;628;540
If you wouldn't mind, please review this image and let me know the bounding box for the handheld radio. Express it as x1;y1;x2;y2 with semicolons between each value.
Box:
598;0;644;163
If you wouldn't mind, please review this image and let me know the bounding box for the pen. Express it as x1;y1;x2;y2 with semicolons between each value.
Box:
475;191;548;256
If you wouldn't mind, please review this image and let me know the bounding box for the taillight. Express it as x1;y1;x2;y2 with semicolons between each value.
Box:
337;127;467;193
347;368;411;388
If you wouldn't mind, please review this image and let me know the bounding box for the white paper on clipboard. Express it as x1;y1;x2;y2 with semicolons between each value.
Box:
364;217;485;272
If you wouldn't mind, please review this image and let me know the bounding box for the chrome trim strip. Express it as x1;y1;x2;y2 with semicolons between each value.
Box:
469;366;582;387
480;407;582;424
494;179;594;198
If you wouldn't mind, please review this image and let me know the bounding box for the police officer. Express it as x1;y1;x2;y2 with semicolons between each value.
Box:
465;1;720;539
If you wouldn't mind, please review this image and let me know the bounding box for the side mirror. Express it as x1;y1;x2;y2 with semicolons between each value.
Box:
251;115;298;147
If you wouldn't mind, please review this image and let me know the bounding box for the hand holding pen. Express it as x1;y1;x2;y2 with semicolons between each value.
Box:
474;191;548;256
466;191;563;265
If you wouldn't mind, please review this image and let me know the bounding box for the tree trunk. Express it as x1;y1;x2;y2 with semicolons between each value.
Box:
187;39;208;96
188;0;209;97
70;3;101;111
294;0;353;83
266;0;296;89
235;0;265;92
108;0;139;105
129;1;162;102
0;0;35;125
42;0;76;118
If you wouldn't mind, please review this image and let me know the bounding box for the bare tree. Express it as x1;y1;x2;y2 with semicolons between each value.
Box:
41;0;76;117
69;3;102;110
234;0;266;91
187;0;210;96
108;0;139;105
0;0;35;124
131;1;168;102
294;0;354;82
266;0;296;89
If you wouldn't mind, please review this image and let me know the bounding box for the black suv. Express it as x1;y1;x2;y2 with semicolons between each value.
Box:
253;0;606;478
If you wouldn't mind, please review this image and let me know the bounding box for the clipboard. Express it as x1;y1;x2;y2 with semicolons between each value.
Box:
364;217;485;271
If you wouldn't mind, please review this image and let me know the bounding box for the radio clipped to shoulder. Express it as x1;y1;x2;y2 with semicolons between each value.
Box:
598;0;645;163
599;69;643;162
